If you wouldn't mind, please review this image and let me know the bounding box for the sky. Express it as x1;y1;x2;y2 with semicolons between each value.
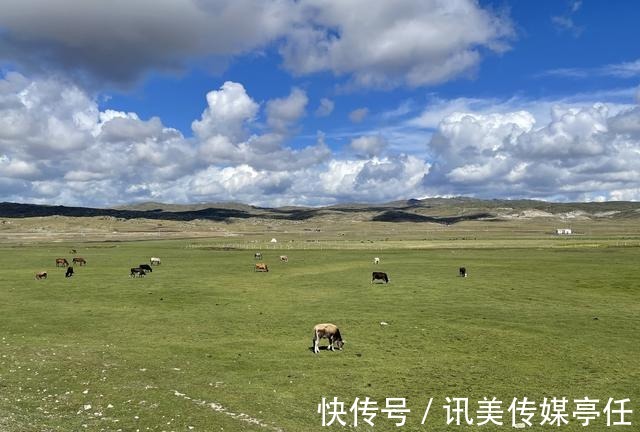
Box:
0;0;639;207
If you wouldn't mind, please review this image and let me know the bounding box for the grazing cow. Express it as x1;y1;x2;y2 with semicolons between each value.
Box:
254;252;262;260
254;263;269;272
279;255;288;263
72;257;87;266
312;323;345;354
139;264;153;273
459;267;467;277
371;271;389;284
130;267;146;277
65;267;74;278
55;258;69;267
70;249;77;254
373;257;380;264
35;271;47;280
150;257;161;265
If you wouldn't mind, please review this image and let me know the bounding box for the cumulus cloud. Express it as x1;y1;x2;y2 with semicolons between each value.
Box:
0;0;511;89
0;73;432;206
315;97;334;117
280;0;512;88
424;103;640;201
192;81;259;142
4;70;640;206
349;135;387;158
265;87;308;133
317;156;429;202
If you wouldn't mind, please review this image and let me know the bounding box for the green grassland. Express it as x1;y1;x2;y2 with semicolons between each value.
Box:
0;231;638;431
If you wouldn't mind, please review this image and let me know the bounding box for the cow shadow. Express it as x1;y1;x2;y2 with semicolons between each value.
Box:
308;346;331;353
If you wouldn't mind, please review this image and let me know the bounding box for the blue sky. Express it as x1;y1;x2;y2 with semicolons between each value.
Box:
0;0;639;206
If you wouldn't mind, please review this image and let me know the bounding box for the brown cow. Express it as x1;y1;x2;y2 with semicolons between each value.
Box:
312;323;345;354
254;263;269;272
73;257;87;266
35;271;47;280
279;255;288;263
55;258;69;267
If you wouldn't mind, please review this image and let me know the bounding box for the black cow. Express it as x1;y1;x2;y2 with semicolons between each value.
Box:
459;267;467;277
371;271;389;284
130;267;146;277
65;266;74;278
139;264;153;273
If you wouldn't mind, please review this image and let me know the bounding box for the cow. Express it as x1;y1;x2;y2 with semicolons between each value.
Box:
150;257;161;265
279;255;288;263
55;258;69;267
254;263;269;272
312;323;345;354
371;271;389;283
373;257;380;264
254;252;262;260
70;249;77;254
72;257;87;266
139;264;153;273
35;271;47;280
65;266;74;278
459;267;467;277
130;267;146;277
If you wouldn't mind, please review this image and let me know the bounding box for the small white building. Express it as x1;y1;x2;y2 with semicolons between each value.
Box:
556;228;572;235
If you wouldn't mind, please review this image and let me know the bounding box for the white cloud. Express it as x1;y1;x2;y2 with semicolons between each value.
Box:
4;72;640;206
551;0;584;38
280;0;512;88
349;108;369;123
541;59;640;80
315;97;334;117
0;0;511;89
316;155;429;202
349;135;387;158
265;87;308;133
192;81;259;142
423;103;640;200
2;73;425;206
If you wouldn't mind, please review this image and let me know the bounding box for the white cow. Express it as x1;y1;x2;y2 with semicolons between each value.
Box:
373;257;380;264
312;323;344;354
150;257;161;265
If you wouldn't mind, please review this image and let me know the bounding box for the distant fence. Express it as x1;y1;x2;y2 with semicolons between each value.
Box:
185;241;389;250
185;238;640;251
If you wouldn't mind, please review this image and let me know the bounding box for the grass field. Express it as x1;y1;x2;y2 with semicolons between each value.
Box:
0;236;638;431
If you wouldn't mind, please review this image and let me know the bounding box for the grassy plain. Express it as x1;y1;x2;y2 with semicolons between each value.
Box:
0;218;638;431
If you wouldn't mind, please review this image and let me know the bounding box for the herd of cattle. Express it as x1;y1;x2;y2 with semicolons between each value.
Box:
253;253;289;272
130;257;161;277
34;250;469;354
34;257;87;279
34;256;163;279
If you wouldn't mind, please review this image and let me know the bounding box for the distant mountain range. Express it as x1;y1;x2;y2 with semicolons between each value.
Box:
1;198;639;224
